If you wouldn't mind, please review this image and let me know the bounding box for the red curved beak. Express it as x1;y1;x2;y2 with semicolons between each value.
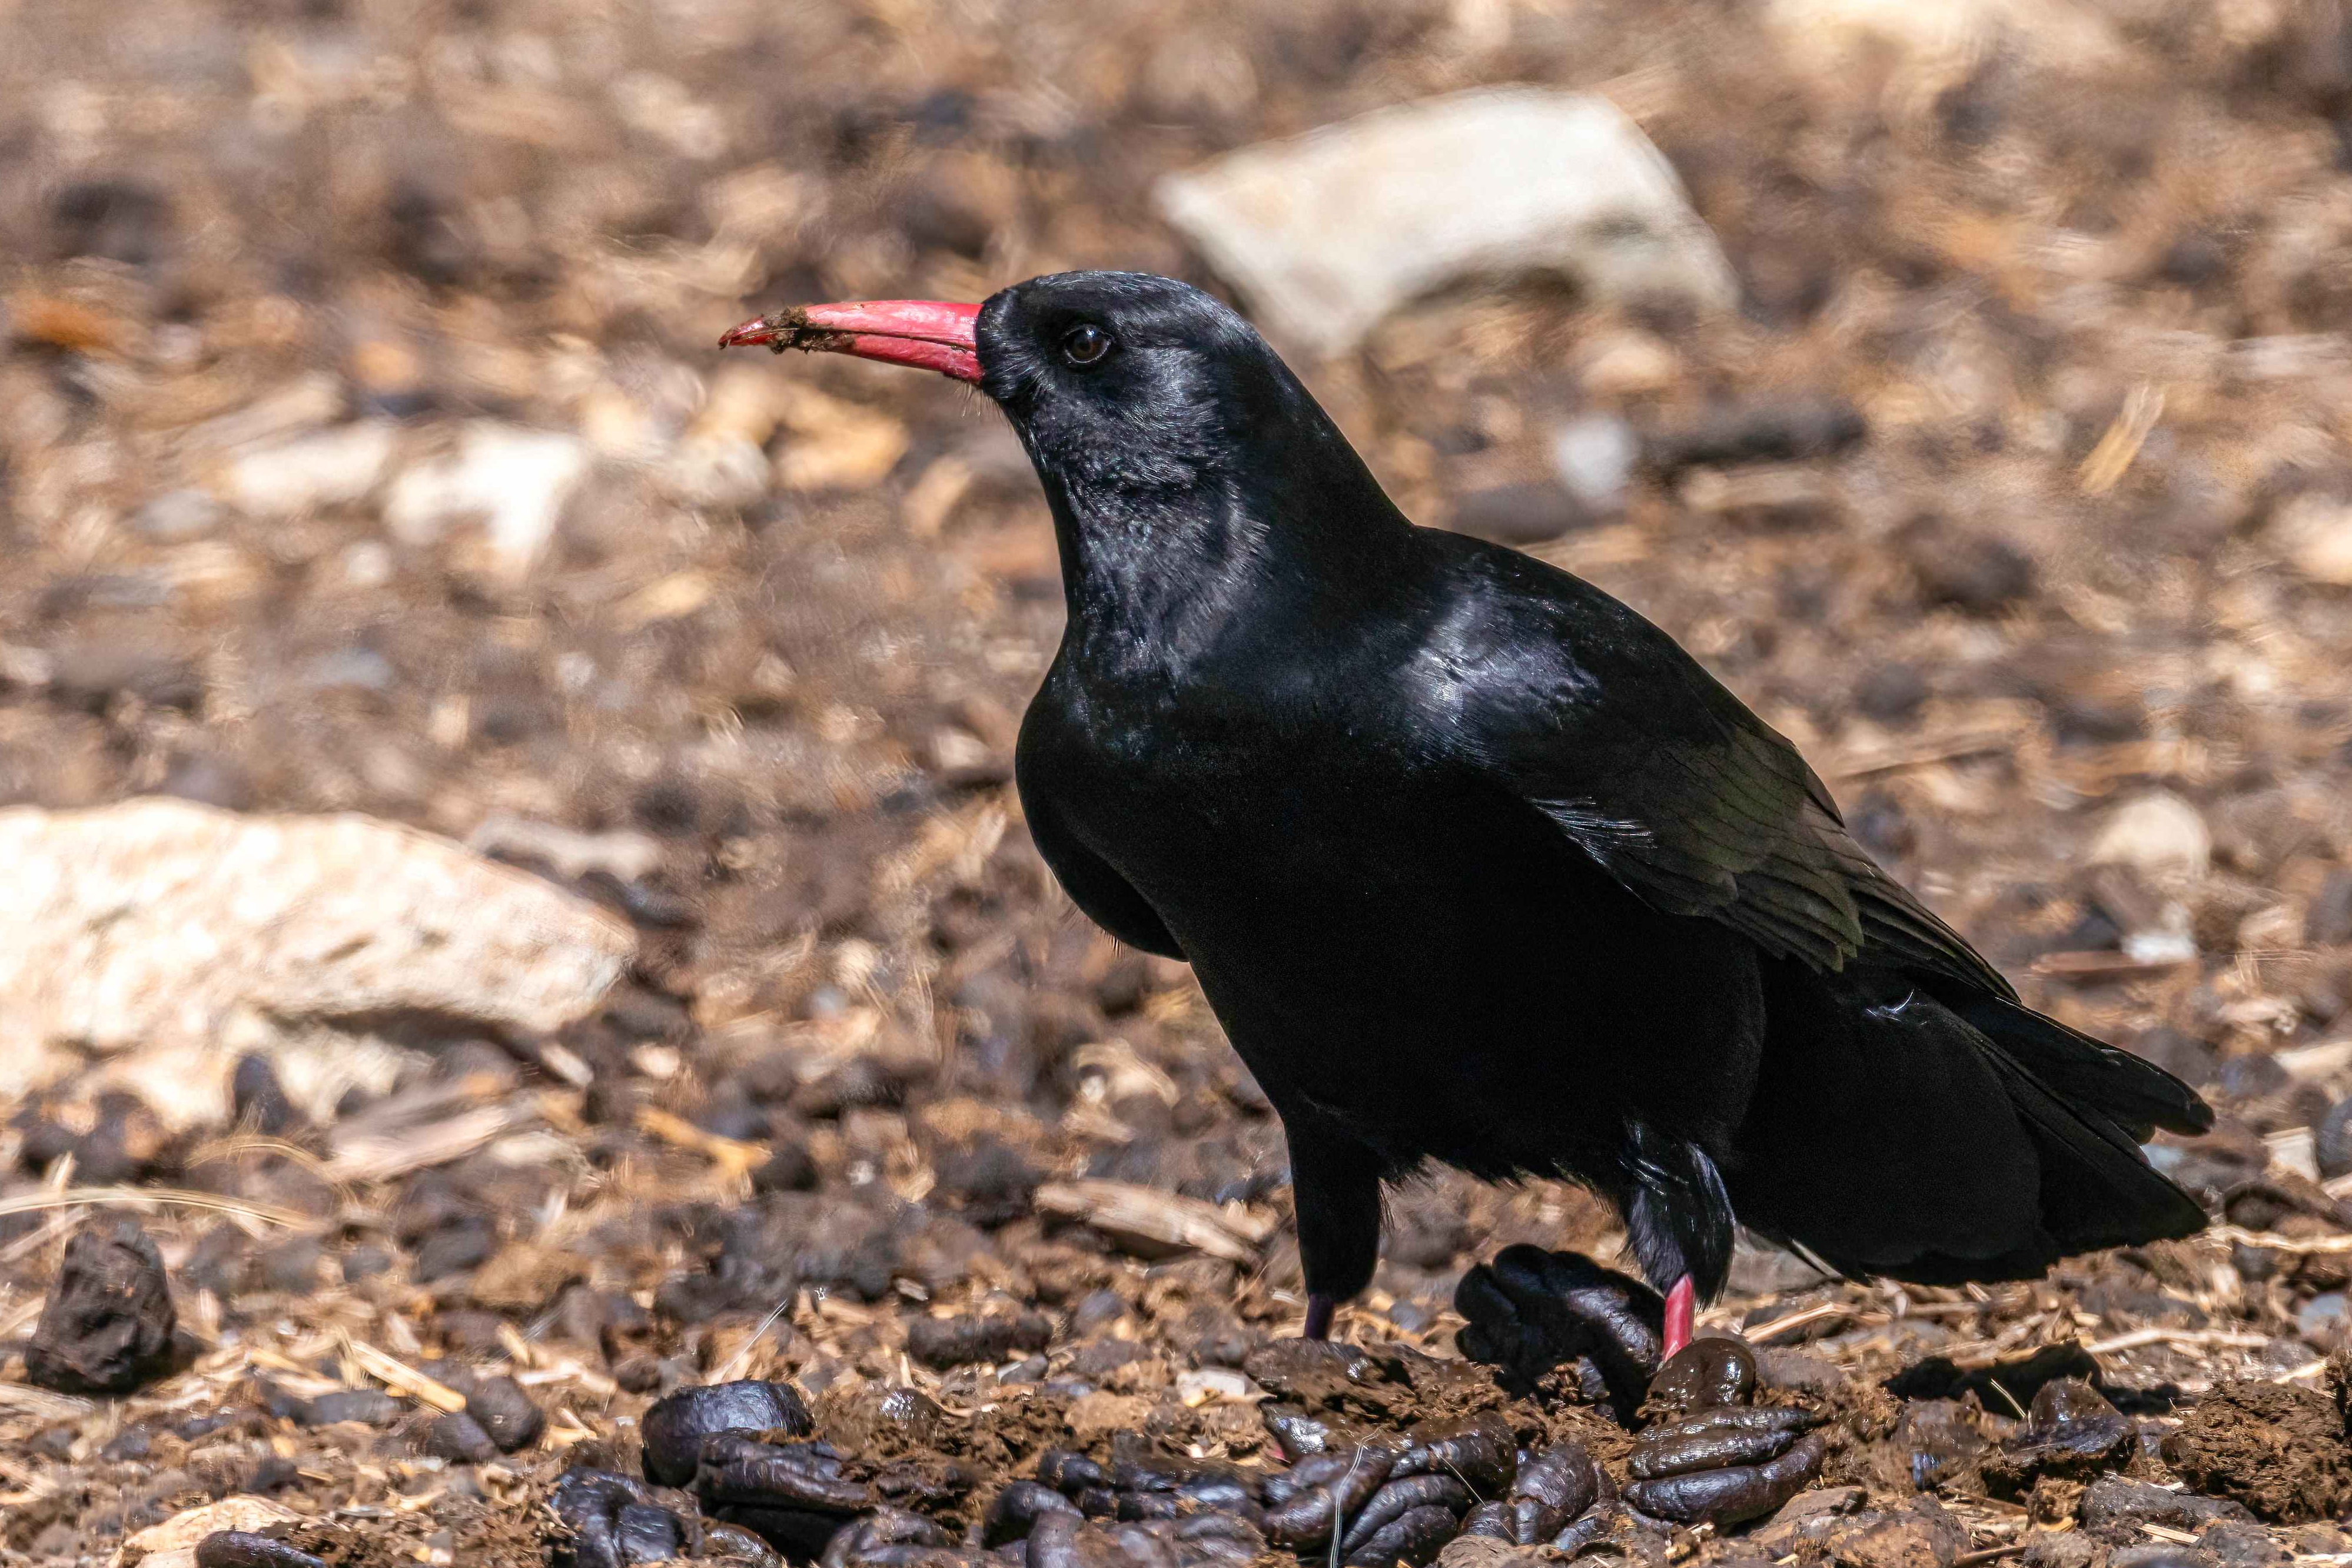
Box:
719;300;982;384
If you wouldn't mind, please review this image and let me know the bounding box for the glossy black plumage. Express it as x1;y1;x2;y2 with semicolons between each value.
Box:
768;271;2216;1326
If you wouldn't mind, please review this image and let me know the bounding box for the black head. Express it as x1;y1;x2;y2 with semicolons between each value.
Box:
974;272;1319;496
720;270;1406;609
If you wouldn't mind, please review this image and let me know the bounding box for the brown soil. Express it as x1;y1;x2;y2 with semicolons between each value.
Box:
2160;1381;2352;1523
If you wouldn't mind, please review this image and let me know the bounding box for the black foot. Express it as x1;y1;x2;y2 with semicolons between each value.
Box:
1454;1245;1665;1421
1303;1293;1337;1341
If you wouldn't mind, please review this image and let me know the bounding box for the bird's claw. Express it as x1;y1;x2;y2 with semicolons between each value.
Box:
1454;1244;1665;1420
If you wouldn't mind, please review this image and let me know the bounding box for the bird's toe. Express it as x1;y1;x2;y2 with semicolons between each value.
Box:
1454;1244;1666;1418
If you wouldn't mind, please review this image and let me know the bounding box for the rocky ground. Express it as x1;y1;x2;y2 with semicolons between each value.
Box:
8;0;2352;1564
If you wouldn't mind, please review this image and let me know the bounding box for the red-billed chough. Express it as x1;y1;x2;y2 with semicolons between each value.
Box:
721;272;2213;1363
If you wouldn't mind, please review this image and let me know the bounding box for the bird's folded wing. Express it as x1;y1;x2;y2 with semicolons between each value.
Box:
1473;594;2012;998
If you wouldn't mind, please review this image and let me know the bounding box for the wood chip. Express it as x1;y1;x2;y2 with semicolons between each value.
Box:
635;1105;768;1175
0;1381;94;1420
2209;1225;2352;1256
1034;1179;1274;1263
1742;1301;1851;1343
122;1496;301;1556
2077;383;2163;496
2139;1524;2201;1546
613;569;717;631
2082;1326;2275;1355
2029;949;2197;981
342;1338;470;1413
2278;1038;2352;1081
1825;716;2029;781
4;290;132;354
0;1185;304;1228
328;1101;535;1183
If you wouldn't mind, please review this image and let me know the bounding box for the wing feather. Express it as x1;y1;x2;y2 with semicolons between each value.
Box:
1456;547;2005;993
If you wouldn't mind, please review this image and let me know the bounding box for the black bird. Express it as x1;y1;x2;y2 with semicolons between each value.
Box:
721;273;2213;1360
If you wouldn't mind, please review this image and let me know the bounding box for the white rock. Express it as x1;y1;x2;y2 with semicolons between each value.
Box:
1574;328;1682;397
131;488;225;542
1154;88;1736;358
2087;790;2211;881
660;434;772;509
1551;413;1640;511
118;1496;299;1564
2121;927;2197;966
383;423;592;579
2268;1126;2321;1184
1766;0;2128;73
1175;1367;1261;1406
0;800;634;1124
221;420;398;517
343;540;394;588
2269;492;2352;587
467;812;666;885
184;371;347;453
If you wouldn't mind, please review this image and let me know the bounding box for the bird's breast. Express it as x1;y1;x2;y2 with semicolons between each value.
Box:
1016;660;1766;1169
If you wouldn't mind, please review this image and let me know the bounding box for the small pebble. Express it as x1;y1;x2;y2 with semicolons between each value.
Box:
131;489;224;542
258;1238;324;1295
301;1389;400;1429
230;1054;298;1134
2309;871;2352;948
101;1426;154;1461
1903;520;2036;614
26;1220;178;1394
752;1140;819;1194
642;1380;815;1487
464;1375;545;1452
2088;791;2211;881
1445;481;1591;545
1550;413;1639;512
195;1533;328;1568
1852;663;1929;726
2298;1293;2349;1342
342;1245;394;1281
424;1409;500;1464
411;1217;499;1282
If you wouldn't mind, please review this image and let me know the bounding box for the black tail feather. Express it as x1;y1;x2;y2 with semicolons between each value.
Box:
1945;991;2214;1140
1728;964;2212;1287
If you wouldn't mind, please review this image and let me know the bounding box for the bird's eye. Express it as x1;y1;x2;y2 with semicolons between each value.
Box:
1060;324;1114;367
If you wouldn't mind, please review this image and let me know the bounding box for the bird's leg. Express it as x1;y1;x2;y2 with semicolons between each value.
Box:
1662;1275;1696;1360
1283;1118;1384;1342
